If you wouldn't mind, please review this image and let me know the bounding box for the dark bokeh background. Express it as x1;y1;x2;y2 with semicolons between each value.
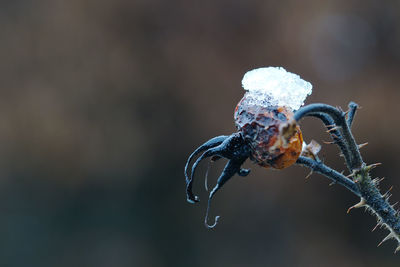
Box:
1;0;400;266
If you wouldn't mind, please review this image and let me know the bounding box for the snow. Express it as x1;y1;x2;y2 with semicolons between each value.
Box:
241;67;312;110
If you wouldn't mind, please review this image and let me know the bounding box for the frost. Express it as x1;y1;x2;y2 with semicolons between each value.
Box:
241;67;312;110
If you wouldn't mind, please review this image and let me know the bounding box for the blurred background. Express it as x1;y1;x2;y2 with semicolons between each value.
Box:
1;0;400;266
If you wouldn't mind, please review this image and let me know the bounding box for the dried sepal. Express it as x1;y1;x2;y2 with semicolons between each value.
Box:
301;140;321;160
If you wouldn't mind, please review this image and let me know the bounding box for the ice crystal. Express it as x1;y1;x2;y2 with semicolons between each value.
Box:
241;67;312;110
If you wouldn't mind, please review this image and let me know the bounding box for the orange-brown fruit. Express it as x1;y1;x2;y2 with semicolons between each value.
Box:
234;96;303;169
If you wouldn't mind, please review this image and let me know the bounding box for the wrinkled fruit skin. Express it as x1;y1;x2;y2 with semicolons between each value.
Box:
234;96;303;169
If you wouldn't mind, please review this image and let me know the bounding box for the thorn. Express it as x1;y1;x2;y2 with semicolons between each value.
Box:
378;232;395;247
392;202;399;208
329;181;336;186
372;223;381;232
331;133;340;140
305;170;313;180
358;142;368;149
373;177;385;185
339;152;344;157
325;124;336;128
346;171;357;178
327;126;341;133
383;187;393;198
384;193;392;201
347;198;366;213
395;246;400;254
366;163;382;171
323;140;335;145
372;178;381;185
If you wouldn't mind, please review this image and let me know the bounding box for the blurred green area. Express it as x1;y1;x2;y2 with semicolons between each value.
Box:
1;0;400;266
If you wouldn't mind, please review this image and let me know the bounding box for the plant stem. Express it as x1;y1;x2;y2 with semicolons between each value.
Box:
296;156;360;196
295;102;400;252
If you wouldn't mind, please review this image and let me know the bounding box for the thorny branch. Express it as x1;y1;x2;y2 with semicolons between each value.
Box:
295;102;400;253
